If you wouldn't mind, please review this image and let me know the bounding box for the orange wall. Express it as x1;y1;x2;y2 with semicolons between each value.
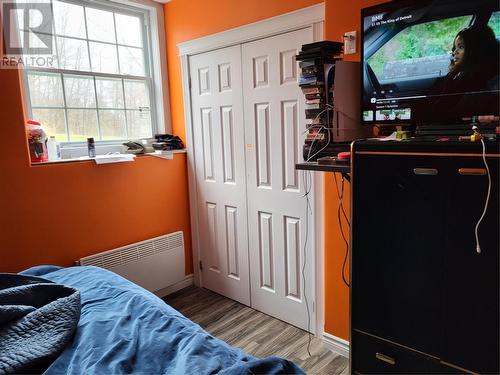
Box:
165;0;322;141
0;38;192;273
323;174;351;339
323;0;389;340
326;0;389;63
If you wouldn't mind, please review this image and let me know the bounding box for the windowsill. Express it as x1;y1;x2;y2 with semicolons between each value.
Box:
31;149;187;166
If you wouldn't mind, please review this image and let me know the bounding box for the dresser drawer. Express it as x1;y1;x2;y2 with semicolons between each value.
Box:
352;331;462;374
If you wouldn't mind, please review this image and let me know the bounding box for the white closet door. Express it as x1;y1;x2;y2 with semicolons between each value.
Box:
189;45;250;305
242;28;314;331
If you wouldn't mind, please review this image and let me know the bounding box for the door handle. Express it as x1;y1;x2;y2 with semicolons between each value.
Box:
458;168;486;176
375;352;396;365
413;168;438;175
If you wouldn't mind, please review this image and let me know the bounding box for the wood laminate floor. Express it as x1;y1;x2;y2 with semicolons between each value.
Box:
164;286;349;374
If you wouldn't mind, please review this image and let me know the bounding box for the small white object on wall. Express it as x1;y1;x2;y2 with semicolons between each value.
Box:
344;31;357;54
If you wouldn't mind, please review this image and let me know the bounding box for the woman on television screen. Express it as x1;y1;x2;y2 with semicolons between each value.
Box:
446;24;498;92
430;24;499;119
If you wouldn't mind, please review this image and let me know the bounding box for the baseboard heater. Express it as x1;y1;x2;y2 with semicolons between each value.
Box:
78;231;187;297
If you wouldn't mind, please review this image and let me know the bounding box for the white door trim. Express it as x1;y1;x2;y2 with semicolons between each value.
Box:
179;3;325;336
178;3;324;56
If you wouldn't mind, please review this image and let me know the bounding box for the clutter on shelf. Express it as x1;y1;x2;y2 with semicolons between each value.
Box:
296;41;343;161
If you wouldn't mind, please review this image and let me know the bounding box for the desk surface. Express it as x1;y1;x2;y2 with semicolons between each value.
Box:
295;162;350;174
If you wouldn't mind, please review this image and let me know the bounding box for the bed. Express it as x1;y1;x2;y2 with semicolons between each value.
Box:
1;265;304;374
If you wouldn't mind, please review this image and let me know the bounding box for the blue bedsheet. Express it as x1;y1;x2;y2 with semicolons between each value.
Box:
21;266;305;375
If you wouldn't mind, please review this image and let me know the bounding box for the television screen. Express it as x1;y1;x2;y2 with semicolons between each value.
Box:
361;0;500;125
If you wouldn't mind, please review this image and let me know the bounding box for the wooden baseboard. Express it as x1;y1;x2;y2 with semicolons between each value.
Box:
323;332;350;358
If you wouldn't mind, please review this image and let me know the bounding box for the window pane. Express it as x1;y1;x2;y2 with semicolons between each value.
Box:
23;32;58;69
15;7;24;31
24;3;155;143
127;110;151;139
64;75;96;108
85;8;116;43
56;37;90;71
28;72;64;107
118;46;145;76
53;1;86;38
115;14;142;47
31;108;67;141
21;30;55;51
17;2;52;33
99;109;126;139
89;42;119;74
124;80;149;109
96;78;124;108
17;31;57;69
67;109;98;141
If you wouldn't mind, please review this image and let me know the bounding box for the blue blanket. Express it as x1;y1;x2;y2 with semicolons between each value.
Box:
0;273;81;374
20;266;305;375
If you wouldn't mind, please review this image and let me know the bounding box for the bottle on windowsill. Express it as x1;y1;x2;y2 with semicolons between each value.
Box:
87;137;96;158
47;136;61;161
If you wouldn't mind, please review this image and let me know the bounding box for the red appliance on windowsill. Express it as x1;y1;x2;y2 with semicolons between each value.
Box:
26;120;48;163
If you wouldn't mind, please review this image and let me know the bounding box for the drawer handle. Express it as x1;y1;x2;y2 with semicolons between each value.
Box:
413;168;438;175
458;168;486;176
375;352;396;365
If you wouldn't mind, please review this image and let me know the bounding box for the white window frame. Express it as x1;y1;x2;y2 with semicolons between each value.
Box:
19;0;169;156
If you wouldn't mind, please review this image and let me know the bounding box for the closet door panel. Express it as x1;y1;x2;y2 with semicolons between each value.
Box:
242;28;314;331
190;45;250;305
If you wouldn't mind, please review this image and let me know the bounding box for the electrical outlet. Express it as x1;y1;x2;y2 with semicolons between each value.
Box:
344;31;357;54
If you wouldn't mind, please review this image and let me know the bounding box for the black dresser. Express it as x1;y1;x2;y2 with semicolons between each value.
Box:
350;139;499;374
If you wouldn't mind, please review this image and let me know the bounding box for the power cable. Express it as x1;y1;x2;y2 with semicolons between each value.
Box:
301;104;334;357
474;137;492;254
333;173;350;288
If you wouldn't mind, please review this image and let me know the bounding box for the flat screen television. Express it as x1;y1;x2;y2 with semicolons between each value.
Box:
361;0;499;126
